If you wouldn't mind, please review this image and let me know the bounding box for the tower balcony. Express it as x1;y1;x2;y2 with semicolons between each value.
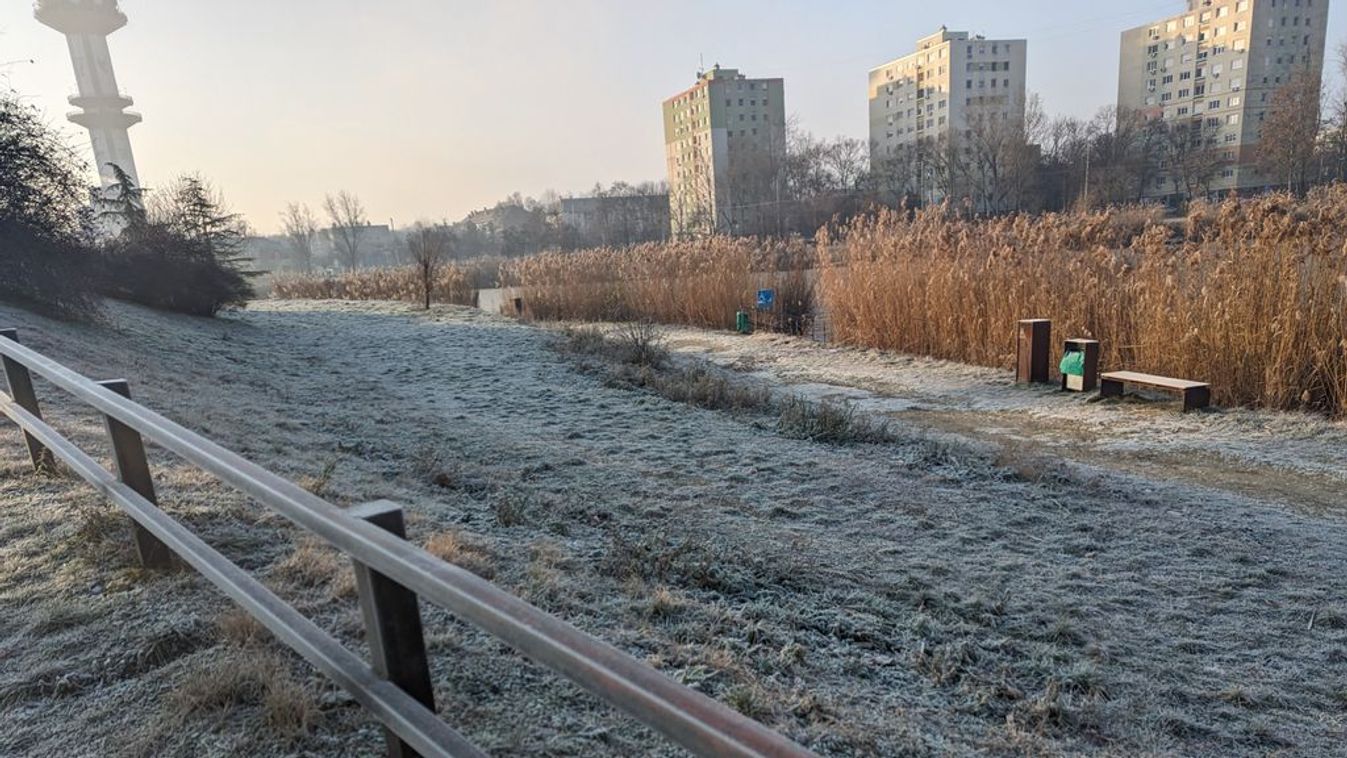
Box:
34;0;127;36
68;93;134;111
68;108;141;131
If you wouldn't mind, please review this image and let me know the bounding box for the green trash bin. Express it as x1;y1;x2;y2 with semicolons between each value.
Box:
736;310;751;334
1060;339;1100;392
1060;351;1085;377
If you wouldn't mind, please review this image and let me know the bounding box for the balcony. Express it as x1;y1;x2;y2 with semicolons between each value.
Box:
34;0;127;35
68;93;134;111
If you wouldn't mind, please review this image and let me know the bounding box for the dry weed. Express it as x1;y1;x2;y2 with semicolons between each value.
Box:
271;537;357;599
423;530;496;579
170;652;319;739
216;609;271;647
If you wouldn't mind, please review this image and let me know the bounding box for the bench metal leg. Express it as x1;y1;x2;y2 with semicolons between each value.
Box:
1183;386;1211;412
1099;378;1125;399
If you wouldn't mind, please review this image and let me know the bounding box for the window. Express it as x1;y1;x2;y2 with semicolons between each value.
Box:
1227;114;1240;125
1230;95;1241;106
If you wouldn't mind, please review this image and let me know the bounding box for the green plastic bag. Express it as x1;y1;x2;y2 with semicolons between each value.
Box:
1060;351;1085;377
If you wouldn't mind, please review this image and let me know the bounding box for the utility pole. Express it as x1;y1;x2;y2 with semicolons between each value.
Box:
1083;149;1091;209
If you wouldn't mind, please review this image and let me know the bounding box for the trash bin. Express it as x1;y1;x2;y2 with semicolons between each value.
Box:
1017;319;1051;384
736;310;752;335
1060;339;1100;392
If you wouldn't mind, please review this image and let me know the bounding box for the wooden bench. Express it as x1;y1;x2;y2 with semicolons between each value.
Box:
1099;371;1211;412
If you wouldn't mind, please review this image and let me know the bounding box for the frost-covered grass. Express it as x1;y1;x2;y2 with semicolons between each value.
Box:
0;299;1345;756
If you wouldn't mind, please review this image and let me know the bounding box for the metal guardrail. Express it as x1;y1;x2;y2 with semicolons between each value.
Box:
0;329;816;758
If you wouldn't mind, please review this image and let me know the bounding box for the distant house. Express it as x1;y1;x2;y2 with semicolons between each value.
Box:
463;205;537;234
323;223;398;269
244;223;401;274
559;193;670;247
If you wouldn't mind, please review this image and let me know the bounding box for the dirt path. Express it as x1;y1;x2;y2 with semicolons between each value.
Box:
658;329;1347;518
1;300;1345;757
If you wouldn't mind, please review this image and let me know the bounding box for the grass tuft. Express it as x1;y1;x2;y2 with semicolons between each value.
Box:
423;530;496;579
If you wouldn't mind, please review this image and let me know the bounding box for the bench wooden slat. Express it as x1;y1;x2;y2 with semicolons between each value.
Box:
1099;371;1209;391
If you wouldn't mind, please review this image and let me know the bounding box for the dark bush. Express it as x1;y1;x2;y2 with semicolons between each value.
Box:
0;91;99;317
100;226;255;317
98;172;257;316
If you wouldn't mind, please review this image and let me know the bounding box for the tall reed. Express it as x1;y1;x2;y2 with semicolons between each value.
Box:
272;265;477;307
499;237;813;330
818;190;1347;416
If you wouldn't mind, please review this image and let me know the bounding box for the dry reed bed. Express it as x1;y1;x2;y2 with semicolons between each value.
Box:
499;190;1347;416
272;265;477;306
820;190;1347;415
499;237;813;329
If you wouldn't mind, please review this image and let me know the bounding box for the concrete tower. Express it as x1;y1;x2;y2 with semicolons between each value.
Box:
34;0;142;190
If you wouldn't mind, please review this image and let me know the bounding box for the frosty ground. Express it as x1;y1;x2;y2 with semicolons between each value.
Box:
0;299;1344;756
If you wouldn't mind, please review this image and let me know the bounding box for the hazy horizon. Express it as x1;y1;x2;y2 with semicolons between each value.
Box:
3;0;1345;234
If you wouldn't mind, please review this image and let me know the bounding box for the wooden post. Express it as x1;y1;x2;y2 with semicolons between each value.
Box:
350;500;436;758
1016;319;1051;384
1;329;57;473
97;380;175;569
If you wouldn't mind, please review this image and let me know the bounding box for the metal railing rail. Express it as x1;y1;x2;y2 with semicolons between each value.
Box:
0;330;815;758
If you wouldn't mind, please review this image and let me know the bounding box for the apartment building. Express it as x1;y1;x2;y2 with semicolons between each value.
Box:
1119;0;1329;199
868;28;1028;204
662;65;786;237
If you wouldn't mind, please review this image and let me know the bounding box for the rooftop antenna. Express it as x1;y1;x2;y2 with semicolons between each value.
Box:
698;52;704;78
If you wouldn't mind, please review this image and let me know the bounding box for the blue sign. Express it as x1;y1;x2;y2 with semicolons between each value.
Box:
756;289;775;310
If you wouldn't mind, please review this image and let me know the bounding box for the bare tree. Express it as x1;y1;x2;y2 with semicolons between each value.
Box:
1320;44;1347;184
279;202;318;273
1163;119;1226;202
323;190;367;271
1257;67;1323;194
823;136;868;193
406;223;453;310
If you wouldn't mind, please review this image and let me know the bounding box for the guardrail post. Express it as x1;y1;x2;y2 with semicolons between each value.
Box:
349;500;436;758
1;329;57;473
97;379;175;570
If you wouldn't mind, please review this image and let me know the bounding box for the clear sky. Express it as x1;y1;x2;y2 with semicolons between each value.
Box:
2;1;1345;233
